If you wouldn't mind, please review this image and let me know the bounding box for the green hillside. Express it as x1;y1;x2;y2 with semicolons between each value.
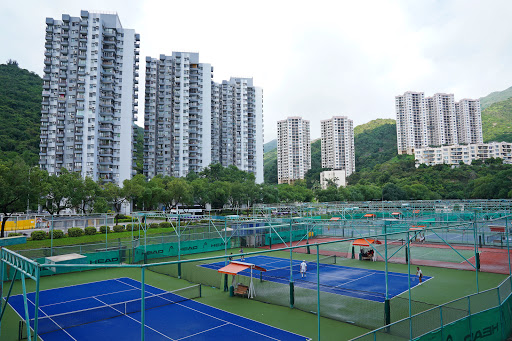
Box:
481;97;512;143
354;119;397;171
263;147;278;184
480;85;512;110
264;139;277;153
0;62;42;165
354;118;395;136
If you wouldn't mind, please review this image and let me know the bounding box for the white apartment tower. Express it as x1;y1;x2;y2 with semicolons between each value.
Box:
277;117;311;184
456;99;483;145
426;93;458;146
396;91;483;154
144;54;264;183
395;92;428;154
144;53;212;178
216;78;264;183
39;11;139;185
320;116;355;177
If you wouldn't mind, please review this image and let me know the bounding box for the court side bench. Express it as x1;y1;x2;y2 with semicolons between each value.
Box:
234;284;249;297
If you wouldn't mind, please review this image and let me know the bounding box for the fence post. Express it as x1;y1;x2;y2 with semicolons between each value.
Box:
439;306;443;341
289;219;294;308
141;267;145;341
316;244;320;341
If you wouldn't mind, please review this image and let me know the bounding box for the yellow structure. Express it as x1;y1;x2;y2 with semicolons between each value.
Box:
4;219;37;231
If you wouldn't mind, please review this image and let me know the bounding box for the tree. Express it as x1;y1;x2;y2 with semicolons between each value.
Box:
41;169;79;216
102;182;126;224
164;177;192;210
0;161;43;237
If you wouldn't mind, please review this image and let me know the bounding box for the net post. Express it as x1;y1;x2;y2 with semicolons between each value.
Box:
199;284;202;298
21;273;31;341
224;273;228;292
178;262;182;279
476;252;480;270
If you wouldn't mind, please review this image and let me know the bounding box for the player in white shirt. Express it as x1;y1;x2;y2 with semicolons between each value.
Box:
416;267;423;283
300;260;307;278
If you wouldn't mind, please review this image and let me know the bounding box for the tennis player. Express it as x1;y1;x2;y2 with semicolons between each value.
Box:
240;247;244;261
300;260;307;278
416;267;423;283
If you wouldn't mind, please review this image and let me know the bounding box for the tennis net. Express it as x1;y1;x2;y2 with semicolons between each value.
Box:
260;255;337;281
28;284;201;335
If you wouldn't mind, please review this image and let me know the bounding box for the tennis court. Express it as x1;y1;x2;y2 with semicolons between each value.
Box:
8;277;310;341
202;255;431;302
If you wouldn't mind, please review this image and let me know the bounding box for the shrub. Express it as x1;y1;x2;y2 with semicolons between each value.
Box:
113;225;125;232
99;225;111;233
126;224;140;231
52;229;64;239
31;231;46;240
85;226;97;235
159;222;171;228
68;227;84;237
149;223;160;229
8;232;23;237
117;218;133;223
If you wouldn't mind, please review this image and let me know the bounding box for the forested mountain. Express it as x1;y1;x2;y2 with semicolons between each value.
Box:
480;85;512;110
264;139;277;153
0;62;42;165
354;119;397;171
481;97;512;143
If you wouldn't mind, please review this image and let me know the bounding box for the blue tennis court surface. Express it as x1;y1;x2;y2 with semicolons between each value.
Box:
202;255;432;302
8;277;310;341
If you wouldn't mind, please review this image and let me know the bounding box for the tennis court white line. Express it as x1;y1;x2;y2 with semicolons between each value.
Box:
176;323;229;340
93;296;176;341
26;296;78;341
118;278;305;341
334;272;375;287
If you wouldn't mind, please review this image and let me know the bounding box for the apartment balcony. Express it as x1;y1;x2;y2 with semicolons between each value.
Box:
44;50;52;57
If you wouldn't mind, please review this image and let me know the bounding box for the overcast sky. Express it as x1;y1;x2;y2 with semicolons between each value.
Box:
2;0;512;142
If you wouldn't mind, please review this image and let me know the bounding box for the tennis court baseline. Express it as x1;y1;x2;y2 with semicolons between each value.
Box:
202;255;432;303
8;277;310;341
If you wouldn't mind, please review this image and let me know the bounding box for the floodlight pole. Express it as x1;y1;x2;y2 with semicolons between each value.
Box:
384;220;390;327
50;215;54;257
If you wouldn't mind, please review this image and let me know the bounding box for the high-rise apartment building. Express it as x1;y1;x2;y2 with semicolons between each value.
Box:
426;93;458;146
39;11;139;185
396;91;483;154
144;53;264;183
320;116;355;177
277;117;311;184
144;53;212;178
216;78;264;183
395;92;428;154
456;99;483;145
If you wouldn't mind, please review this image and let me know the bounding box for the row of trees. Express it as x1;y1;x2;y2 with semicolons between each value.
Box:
3;155;512;237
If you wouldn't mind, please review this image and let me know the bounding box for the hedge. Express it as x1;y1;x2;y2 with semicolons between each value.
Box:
149;223;160;229
51;229;64;239
85;226;97;235
159;222;171;228
31;231;46;240
99;226;111;233
68;227;84;237
113;225;125;232
8;232;23;237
